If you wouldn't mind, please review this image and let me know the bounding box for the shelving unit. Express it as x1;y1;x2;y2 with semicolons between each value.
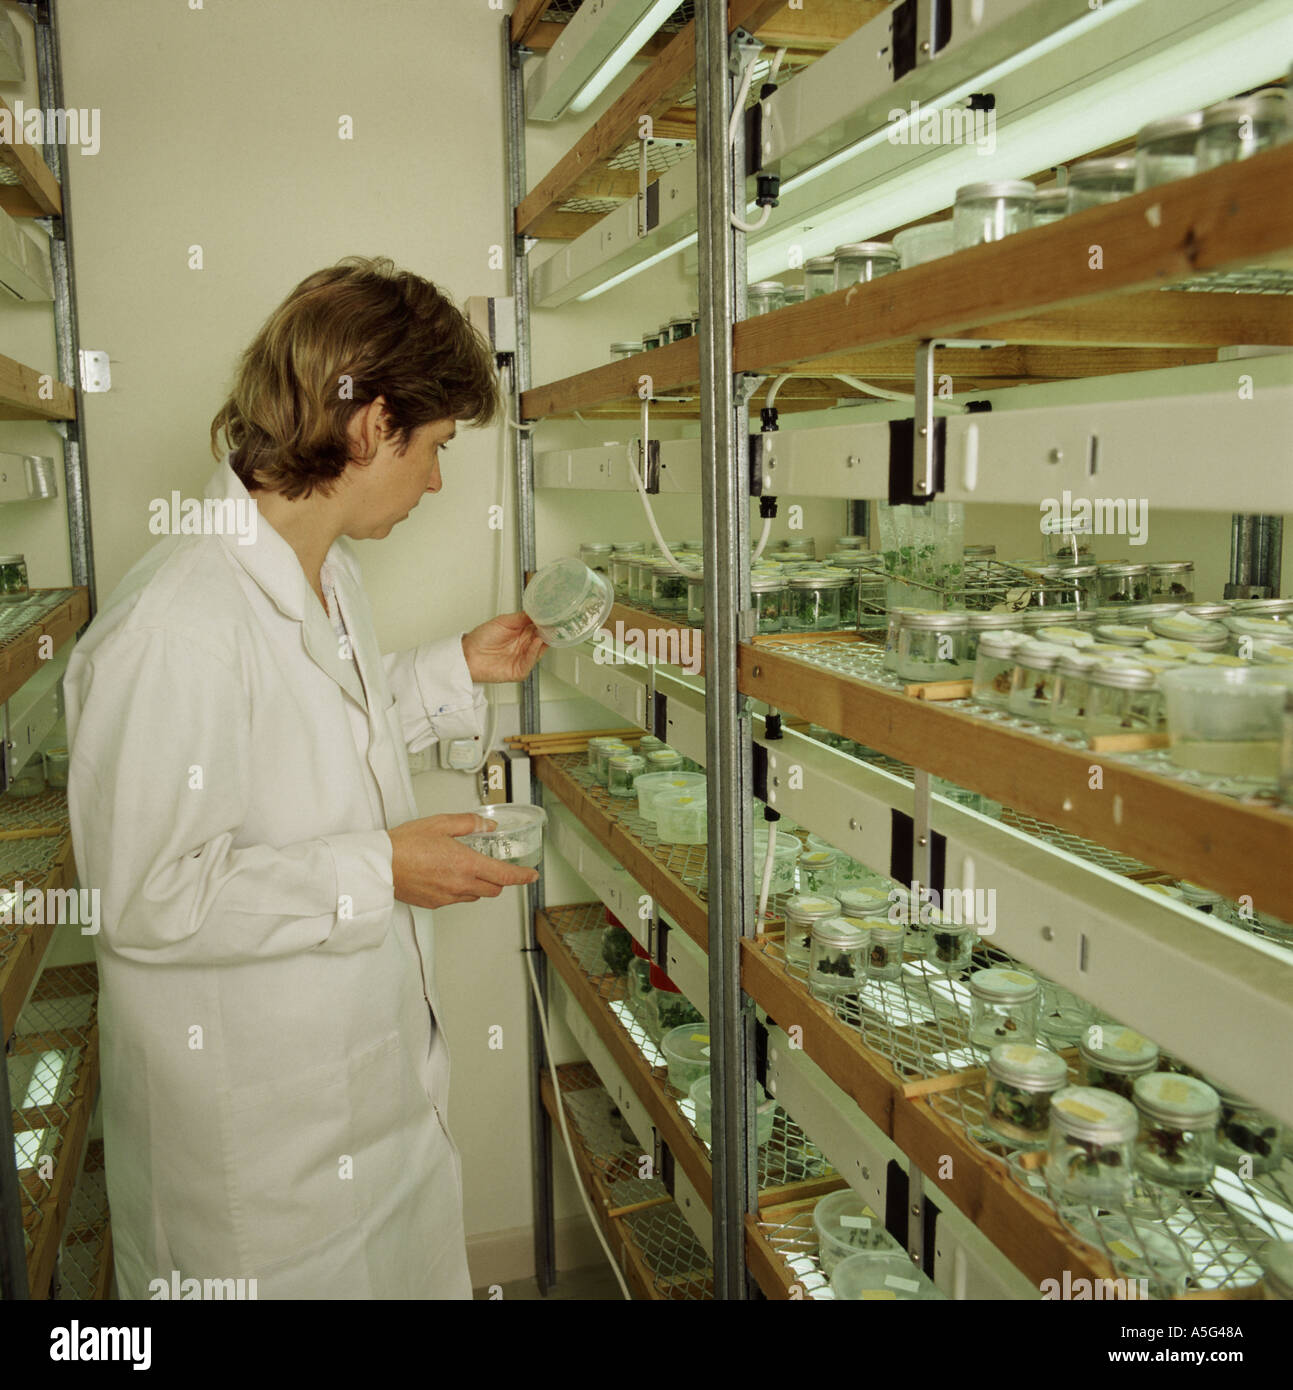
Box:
506;0;1293;1302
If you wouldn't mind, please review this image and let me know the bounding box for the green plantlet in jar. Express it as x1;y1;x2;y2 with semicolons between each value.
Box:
655;993;703;1032
988;1081;1052;1141
814;951;856;980
601;925;634;977
932;930;966;964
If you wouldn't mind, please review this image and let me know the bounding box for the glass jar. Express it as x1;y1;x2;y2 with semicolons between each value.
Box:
925;919;976;974
587;736;626;781
893;220;955;267
1084;663;1163;735
747;281;785;316
783;894;842;979
1007;640;1065;720
579;542;614;575
985;1044;1070;1149
750;572;786;634
8;757;45;797
865;923;905;982
1046;1086;1140;1204
837;884;895;928
43;746;70;791
953;180;1036;250
1055;565;1100;610
645;748;682;775
1051;651;1100;730
798;847;840;898
627;556;654;608
1078;1023;1159;1100
781;285;806;307
1135;111;1204;190
1097;563;1151;605
667;316;693;342
1132;1072;1220;1188
0;553;29;603
832;241;899;289
685;571;705;626
1147;561;1195;603
896;611;973;682
854;567;887;629
965;611;1021;662
1196;90;1290;171
1066;156;1136;212
650;559;689;616
968;968;1039;1048
1214;1085;1283;1176
1032;187;1068;226
971;631;1026;709
786;571;849;632
626;952;654;1031
753;828;802;895
607;752;645;798
608;543;645;600
1037;981;1095;1047
641;331;661;351
809;917;868;999
610;341;643;359
803;255;835;299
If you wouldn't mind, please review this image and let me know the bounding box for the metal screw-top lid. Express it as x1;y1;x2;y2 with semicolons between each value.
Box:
784;894;842;923
1087;662;1155;690
1177;880;1224;907
967;611;1023;629
1033;187;1069;214
833;240;899;259
837;886;894;918
988;1043;1069;1091
1057;651;1099;675
749;280;786;293
1069;155;1137;182
750;573;786;593
1015;640;1065;668
976;631;1027;657
1132;1071;1221;1127
1233;598;1293;615
788;571;849;589
811;916;869;949
1136;110;1205;146
804;255;835;272
1050;1085;1140;1143
1056;564;1100;578
956;179;1037;201
1079;1023;1159;1072
1100;562;1150;576
580;542;615;554
899;611;969;630
1200;89;1289;129
1184;602;1231;618
969;967;1038;1002
610;341;643;354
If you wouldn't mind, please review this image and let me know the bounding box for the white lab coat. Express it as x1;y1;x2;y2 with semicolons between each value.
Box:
63;457;488;1300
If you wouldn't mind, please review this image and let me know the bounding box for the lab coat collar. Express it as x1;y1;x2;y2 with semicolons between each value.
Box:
206;459;366;709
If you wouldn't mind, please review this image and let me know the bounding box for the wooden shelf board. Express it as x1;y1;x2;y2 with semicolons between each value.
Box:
0;353;77;423
738;641;1292;914
0;97;62;218
0;588;90;707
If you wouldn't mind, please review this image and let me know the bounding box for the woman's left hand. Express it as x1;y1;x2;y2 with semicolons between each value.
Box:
462;612;547;683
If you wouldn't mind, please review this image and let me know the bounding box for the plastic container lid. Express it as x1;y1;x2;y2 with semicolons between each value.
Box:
460;803;547;856
1132;1071;1221;1126
900;610;969;630
799;847;839;867
830;1251;940;1301
988;1043;1069;1090
1079;1023;1159;1072
1050;1085;1140;1143
523;557;612;645
661;1024;710;1067
969;967;1038;1002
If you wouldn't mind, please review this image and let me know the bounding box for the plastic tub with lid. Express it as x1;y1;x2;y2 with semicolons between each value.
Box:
689;1074;776;1148
830;1251;943;1301
813;1187;890;1275
522;557;614;647
457;804;548;869
661;1024;711;1092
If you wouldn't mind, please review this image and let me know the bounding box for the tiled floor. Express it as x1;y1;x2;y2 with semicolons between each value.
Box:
475;1263;628;1301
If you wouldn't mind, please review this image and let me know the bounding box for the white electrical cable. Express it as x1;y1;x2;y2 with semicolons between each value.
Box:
755;813;777;932
731;203;774;235
750;513;774;564
834;373;969;413
727;54;758;145
767;47;787;84
522;938;634;1301
626;393;688;574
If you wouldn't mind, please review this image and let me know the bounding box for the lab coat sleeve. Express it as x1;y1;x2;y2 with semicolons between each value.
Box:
67;628;395;966
383;633;488;755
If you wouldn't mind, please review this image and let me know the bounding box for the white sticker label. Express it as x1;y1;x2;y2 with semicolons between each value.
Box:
839;1215;872;1230
885;1275;920;1292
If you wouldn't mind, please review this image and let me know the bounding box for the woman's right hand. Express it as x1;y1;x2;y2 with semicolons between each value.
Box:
388;814;538;908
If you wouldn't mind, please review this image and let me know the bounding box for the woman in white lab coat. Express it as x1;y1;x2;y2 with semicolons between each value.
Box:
63;258;544;1300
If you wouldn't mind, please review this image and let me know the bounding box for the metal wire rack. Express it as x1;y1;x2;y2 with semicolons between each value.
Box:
753;1201;836;1299
0;590;77;651
859;559;1079;617
53;1139;110;1300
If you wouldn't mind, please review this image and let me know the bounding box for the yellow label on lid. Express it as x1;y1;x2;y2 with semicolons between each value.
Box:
1057;1097;1107;1123
1113;1029;1149;1053
1002;971;1033;986
690;1034;709;1044
1157;1077;1192;1103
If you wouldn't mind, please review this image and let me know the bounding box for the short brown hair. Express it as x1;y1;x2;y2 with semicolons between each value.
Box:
210;256;499;499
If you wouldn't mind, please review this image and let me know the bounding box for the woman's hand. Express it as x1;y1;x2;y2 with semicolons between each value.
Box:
389;814;538;909
461;612;546;684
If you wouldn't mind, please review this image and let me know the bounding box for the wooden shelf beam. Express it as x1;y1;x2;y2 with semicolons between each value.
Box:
0;97;62;219
0;588;90;707
0;354;77;423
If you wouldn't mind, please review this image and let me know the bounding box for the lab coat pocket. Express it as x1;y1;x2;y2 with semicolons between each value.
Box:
227;1033;406;1273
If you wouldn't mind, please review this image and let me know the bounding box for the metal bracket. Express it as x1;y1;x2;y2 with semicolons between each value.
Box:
728;26;762;72
636;438;661;494
906;1153;926;1268
637;133;650;240
913;339;937;498
78;349;110;393
748;433;774;497
892;0;953;81
912;767;932;896
888;340;945;504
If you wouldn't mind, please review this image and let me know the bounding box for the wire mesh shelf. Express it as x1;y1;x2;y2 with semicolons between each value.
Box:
0;589;78;653
53;1139;110;1301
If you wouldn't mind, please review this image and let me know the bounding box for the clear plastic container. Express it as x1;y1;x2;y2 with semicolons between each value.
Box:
786;571;848;631
1132;1072;1220;1188
8;757;44;798
661;1024;711;1092
654;788;707;845
651;970;703;1038
626;556;654;607
42;746;70;791
865;923;905;982
1078;1023;1159;1100
1084;663;1163;736
803;256;835;299
747;281;785;316
1097;563;1151;605
1196;90;1290;170
1135;111;1204;190
1214;1085;1283;1176
523;557;614;646
458;803;548;869
971;631;1026;709
0;554;29;603
832;241;899;289
650;559;690;617
753;827;802;894
1066;156;1136;212
1046;1086;1139;1203
783;894;842;978
1160;665;1293;782
813;1188;890;1275
896;611;972;682
689;1075;776;1148
830;1251;942;1301
1007;640;1065;719
607;753;645;798
968;968;1039;1048
953;180;1036;250
985;1044;1070;1149
809;917;868;999
892;220;954;268
1148;561;1194;603
634;771;705;822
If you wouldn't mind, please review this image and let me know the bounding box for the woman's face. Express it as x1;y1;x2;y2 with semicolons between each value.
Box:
346;414;456;539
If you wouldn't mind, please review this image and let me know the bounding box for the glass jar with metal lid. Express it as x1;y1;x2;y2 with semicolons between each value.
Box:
953;180;1036;250
0;554;30;602
780;285;806;307
1042;519;1096;566
1066;155;1137;212
1135;111;1204;190
985;1044;1070;1149
1132;1072;1220;1188
627;555;655;608
832;241;899;290
855;566;888;630
1148;612;1227;650
1213;1083;1283;1176
972;630;1027;709
750;571;787;633
837;884;895;928
1084;662;1163;734
588;737;631;784
965;610;1022;661
609;542;646;599
968;968;1040;1048
1046;1086;1139;1203
1055;564;1100;610
1021;609;1084;633
786;569;850;632
1097;563;1151;604
925;919;977;974
610;341;643;359
809;917;868;999
650;558;690;616
1148;561;1195;602
747;281;786;316
783;894;843;977
579;541;614;574
895;611;972;682
1232;598;1293;619
43;746;70;790
1196;90;1291;170
641;331;661;351
1078;1023;1159;1099
685;569;705;626
803;255;835;298
798;846;840;897
864;920;905;982
667;316;694;341
1031;187;1069;226
607;752;645;798
1051;650;1101;730
1007;640;1065;719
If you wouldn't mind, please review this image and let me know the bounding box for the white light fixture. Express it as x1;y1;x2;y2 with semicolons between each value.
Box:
575;229;698;300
